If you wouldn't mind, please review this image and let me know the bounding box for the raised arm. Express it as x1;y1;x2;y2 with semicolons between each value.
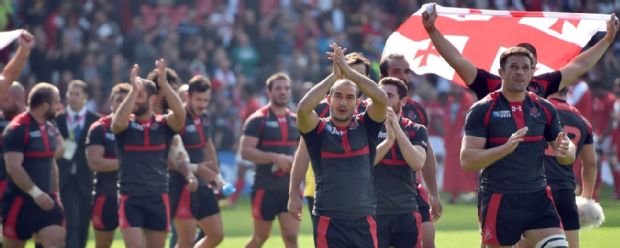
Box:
112;65;140;134
328;43;387;122
422;4;477;85
0;30;34;99
155;59;186;131
559;14;619;90
297;68;339;133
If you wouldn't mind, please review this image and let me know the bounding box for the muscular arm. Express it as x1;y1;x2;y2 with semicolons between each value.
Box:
297;73;337;133
240;135;283;165
111;87;137;134
159;75;186;132
559;15;619;90
579;144;597;199
460;135;513;171
394;127;426;171
86;145;119;172
375;138;394;165
422;5;477;85
289;139;310;196
0;31;33;99
5;152;37;193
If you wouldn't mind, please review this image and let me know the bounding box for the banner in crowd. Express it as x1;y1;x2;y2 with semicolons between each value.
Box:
383;4;610;85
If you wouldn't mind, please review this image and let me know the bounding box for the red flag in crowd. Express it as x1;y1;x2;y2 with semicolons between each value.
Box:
383;4;609;85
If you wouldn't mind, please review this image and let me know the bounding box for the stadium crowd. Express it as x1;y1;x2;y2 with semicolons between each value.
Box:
0;0;619;248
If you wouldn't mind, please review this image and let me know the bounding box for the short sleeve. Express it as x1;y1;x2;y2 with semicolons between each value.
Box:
468;69;501;99
3;124;26;153
243;116;263;138
464;104;488;138
408;124;429;151
86;123;105;147
544;105;564;142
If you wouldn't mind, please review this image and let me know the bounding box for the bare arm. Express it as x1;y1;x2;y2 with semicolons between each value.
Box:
5;152;36;193
559;15;619;89
240;135;291;166
204;139;220;173
0;31;33;99
329;43;387;122
289;139;310;195
375;121;395;165
54;132;64;159
579;144;597;199
393;126;426;171
297;73;337;133
112;65;140;134
460;127;527;171
51;159;59;193
422;144;443;221
422;4;477;85
155;59;186;131
86;145;119;172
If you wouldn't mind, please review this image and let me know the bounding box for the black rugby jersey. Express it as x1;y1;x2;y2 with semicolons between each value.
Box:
3;113;58;195
464;91;563;193
86;115;118;195
243;106;299;191
469;68;562;99
302;111;382;218
544;98;593;190
374;117;428;215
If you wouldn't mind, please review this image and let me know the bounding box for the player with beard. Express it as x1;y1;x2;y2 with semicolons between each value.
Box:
379;53;443;248
0;30;33;100
373;77;428;248
421;3;619;100
111;60;186;248
3;82;65;247
240;72;300;248
170;75;224;248
462;47;575;248
290;43;387;247
85;83;130;248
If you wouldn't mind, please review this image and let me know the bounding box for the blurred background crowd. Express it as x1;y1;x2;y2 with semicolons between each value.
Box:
2;0;620;201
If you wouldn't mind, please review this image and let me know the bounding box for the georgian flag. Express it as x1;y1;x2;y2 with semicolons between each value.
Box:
382;4;609;85
0;30;22;50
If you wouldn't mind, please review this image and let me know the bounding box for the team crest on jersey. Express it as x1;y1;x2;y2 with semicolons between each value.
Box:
407;111;418;121
527;84;541;94
529;107;541;118
492;110;511;118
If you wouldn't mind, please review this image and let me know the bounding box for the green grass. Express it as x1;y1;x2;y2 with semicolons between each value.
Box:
25;186;620;247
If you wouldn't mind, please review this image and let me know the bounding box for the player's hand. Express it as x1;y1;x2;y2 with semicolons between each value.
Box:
386;107;400;130
129;64;143;92
34;193;55;211
421;3;438;32
326;43;348;72
155;58;168;86
196;161;217;182
606;13;619;42
274;154;293;172
332;59;342;79
430;195;443;222
553;132;571;158
287;194;303;221
504;127;528;153
186;175;198;192
385;118;396;142
214;175;225;191
18;30;34;50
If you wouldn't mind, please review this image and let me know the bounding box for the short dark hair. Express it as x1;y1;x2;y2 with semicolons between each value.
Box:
499;47;534;69
378;77;408;99
142;79;158;97
516;42;537;59
379;54;406;77
187;75;211;95
345;52;371;76
265;72;290;91
68;80;89;96
110;83;131;100
28;82;58;108
146;68;181;90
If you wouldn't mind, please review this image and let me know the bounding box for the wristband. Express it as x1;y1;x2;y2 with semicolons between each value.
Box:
28;186;44;198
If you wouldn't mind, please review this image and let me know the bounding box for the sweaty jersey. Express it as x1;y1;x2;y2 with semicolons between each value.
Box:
544;99;593;190
302;112;382;218
464;91;563;193
243;106;299;191
85;115;118;195
315;97;368;118
374;117;428;215
115;114;176;195
3;113;58;195
171;111;212;186
469;68;562;99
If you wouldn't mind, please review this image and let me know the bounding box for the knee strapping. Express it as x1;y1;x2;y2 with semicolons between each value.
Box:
535;234;569;248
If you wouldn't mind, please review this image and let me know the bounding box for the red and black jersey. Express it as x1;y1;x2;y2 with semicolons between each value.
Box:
469;68;562;100
0;113;18;181
402;98;429;126
302;112;383;218
115;114;176;195
243;106;299;191
374;117;428;215
2;113;58;195
85;115;118;196
544;99;593;190
464;91;564;193
171;111;213;187
314;97;368;118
